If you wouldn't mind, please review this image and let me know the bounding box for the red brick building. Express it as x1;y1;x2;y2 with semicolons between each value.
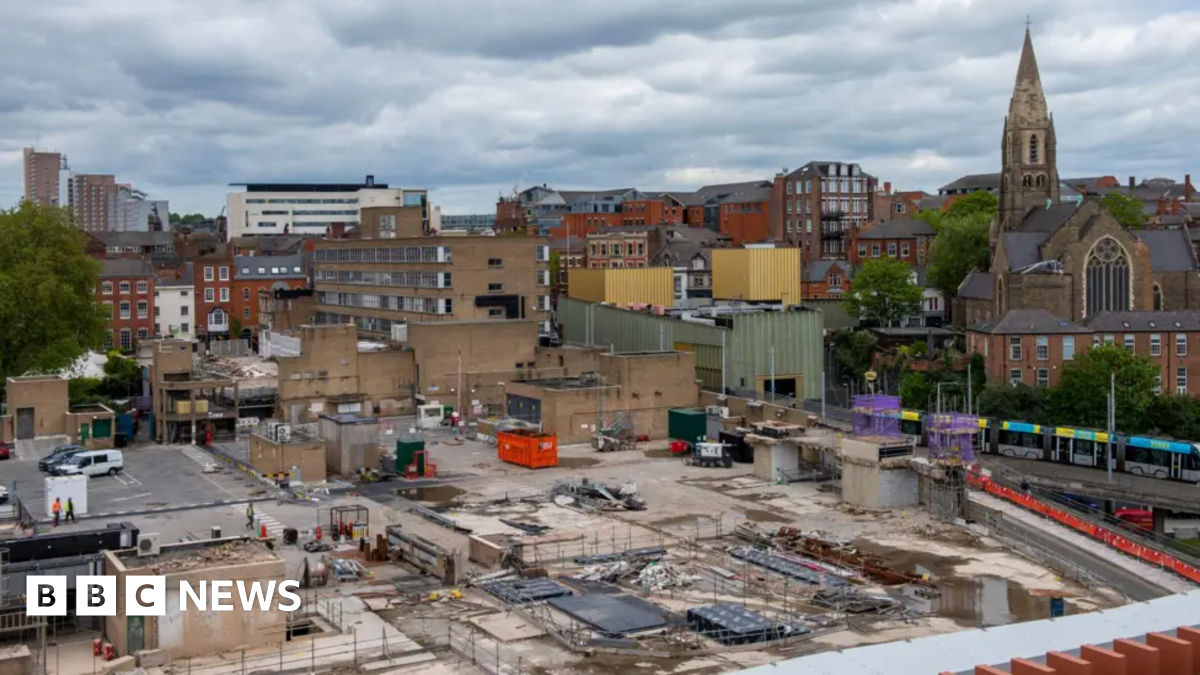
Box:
232;255;309;335
850;220;936;266
98;259;156;351
718;185;772;245
968;309;1200;395
801;260;853;300
772;161;878;262
194;247;234;341
585;228;652;268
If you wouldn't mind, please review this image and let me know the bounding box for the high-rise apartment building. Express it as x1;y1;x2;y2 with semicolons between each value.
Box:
110;184;168;232
70;173;117;231
23;148;67;207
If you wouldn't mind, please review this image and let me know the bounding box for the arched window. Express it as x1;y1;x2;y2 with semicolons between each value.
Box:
1086;237;1131;316
1035;174;1047;188
1022;174;1033;188
1029;134;1039;164
1154;283;1164;311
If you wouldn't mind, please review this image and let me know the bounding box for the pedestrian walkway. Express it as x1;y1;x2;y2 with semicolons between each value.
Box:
233;504;286;537
970;491;1196;594
181;445;215;467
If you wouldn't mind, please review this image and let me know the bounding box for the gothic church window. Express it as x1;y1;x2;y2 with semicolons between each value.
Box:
1153;284;1163;311
1022;174;1033;188
1029;134;1039;163
1036;174;1047;188
1086;237;1131;316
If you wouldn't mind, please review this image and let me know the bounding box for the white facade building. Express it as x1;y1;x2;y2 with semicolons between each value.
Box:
225;175;428;239
110;185;169;232
155;265;195;340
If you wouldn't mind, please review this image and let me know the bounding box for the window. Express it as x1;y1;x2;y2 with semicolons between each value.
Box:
1104;334;1114;345
242;288;250;301
1085;238;1130;316
181;322;189;333
1151;334;1162;356
1154;284;1163;310
104;331;113;349
137;328;148;340
1036;368;1049;387
488;258;502;268
101;281;113;295
181;306;189;317
219;288;229;302
119;301;131;320
1124;334;1134;350
871;244;881;257
181;290;188;297
154;323;161;335
101;302;113;319
136;300;148;319
829;274;842;287
243;307;251;319
488;283;503;292
1036;336;1048;360
1062;336;1075;360
1029;134;1039;163
894;203;906;214
1178;367;1188;395
1155;371;1163;395
241;267;250;275
219;267;229;281
1009;336;1022;360
119;329;131;350
118;281;130;294
900;242;910;258
858;244;867;258
1178;334;1188;356
887;243;897;257
204;288;215;303
1093;335;1101;347
204;267;214;282
136;281;148;294
487;308;504;318
1010;369;1022;385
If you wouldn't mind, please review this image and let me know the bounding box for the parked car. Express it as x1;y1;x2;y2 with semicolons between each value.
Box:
0;442;11;460
52;450;124;477
38;444;86;472
0;485;8;504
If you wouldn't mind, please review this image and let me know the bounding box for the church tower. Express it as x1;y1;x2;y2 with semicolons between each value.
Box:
998;28;1060;233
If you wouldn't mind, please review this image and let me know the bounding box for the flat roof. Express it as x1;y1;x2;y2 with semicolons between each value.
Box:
120;540;278;574
230;182;390;191
735;589;1200;675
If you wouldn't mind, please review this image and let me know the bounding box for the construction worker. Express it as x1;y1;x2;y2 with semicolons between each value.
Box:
246;503;255;530
65;498;76;523
51;498;62;527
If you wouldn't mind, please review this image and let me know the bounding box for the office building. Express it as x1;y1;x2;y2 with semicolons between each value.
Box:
225;175;428;239
109;184;169;232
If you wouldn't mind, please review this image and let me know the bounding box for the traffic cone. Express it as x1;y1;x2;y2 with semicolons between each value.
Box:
315;525;322;541
260;523;267;538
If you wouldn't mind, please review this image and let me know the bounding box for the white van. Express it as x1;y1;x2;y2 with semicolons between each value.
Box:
52;450;124;477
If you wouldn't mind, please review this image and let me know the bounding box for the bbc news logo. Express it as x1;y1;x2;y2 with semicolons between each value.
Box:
26;576;302;616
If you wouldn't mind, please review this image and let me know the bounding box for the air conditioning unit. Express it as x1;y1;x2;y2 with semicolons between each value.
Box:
276;425;292;443
705;406;729;418
265;421;283;441
137;533;161;557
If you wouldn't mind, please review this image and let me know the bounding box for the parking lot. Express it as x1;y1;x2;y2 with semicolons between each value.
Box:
1;439;270;523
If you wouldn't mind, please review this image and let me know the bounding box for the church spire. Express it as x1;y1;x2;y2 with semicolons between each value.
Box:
997;25;1059;235
1015;27;1041;90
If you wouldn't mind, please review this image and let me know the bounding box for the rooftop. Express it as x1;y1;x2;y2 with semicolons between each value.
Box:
857;220;936;240
99;258;153;278
969;309;1091;335
1083;310;1200;332
116;539;278;574
233;254;306;280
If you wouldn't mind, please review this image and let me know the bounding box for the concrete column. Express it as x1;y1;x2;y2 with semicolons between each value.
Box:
1103;499;1116;516
1153;506;1169;535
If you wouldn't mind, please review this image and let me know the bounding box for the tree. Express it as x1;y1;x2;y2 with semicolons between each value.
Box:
170;212;208;226
102;351;143;398
899;372;933;409
549;251;562;289
1100;192;1147;229
977;382;1048;421
927;211;992;297
1046;344;1159;431
0;203;106;390
843;258;923;327
917;189;998;232
830;329;877;385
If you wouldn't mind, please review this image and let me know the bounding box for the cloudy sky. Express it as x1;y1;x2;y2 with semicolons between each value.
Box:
2;0;1198;215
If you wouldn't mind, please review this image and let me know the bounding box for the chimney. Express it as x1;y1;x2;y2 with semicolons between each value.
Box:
330;223;346;239
1157;196;1167;216
1128;176;1136;191
1186;174;1193;201
884;181;892;195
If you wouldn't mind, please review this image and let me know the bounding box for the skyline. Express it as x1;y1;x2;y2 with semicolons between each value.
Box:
2;0;1198;215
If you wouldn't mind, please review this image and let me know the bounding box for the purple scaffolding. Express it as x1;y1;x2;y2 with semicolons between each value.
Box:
927;413;978;463
851;394;900;437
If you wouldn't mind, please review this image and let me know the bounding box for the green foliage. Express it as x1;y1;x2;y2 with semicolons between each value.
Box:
946;190;999;220
170;212;208;226
1046;344;1159;431
549;251;562;288
899;372;933;409
231;317;244;337
927;211;992;296
831;329;877;384
102;352;143;397
978;382;1048;421
843;258;923;327
969;352;987;396
68;377;108;407
1100;192;1147;229
0;203;107;387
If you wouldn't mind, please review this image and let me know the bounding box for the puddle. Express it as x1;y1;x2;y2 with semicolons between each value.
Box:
858;541;1068;627
557;457;601;469
397;485;466;503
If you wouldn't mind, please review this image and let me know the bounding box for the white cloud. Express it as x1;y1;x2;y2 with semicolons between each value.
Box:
1;0;1197;215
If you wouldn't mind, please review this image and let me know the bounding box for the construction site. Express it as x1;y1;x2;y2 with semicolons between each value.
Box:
0;387;1172;675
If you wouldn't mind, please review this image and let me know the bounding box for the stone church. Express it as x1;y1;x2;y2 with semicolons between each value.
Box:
956;30;1200;328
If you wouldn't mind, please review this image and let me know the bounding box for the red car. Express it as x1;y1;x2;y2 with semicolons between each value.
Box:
0;443;11;460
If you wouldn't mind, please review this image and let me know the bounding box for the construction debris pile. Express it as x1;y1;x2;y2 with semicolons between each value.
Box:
576;558;700;591
735;523;932;587
139;541;277;574
550;478;645;511
810;587;904;614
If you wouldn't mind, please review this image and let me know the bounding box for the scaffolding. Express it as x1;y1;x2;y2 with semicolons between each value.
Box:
926;413;977;464
850;394;900;437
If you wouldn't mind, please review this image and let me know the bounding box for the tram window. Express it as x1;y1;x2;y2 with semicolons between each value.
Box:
999;430;1040;448
1185;452;1200;472
1125;447;1171;467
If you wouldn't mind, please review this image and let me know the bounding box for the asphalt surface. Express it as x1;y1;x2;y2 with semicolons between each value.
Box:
2;439;270;523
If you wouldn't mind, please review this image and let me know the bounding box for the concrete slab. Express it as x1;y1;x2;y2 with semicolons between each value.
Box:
467;613;547;642
360;653;439;671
